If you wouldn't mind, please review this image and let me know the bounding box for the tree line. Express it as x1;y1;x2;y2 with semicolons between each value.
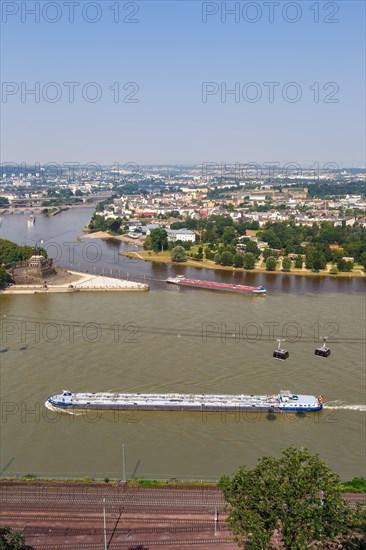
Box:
169;216;366;270
0;239;45;265
0;239;49;287
88;213;125;235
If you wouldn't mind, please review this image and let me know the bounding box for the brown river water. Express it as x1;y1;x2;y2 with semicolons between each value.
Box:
0;209;365;480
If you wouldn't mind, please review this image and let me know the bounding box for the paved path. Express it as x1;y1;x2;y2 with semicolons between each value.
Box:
1;271;149;293
73;275;147;290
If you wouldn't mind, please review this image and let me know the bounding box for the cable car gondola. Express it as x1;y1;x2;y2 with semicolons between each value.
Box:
315;336;331;358
273;339;289;361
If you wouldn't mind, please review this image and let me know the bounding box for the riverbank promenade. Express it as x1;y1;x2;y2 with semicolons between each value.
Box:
1;271;149;294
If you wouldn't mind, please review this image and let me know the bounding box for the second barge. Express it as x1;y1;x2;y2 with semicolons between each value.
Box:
167;275;266;294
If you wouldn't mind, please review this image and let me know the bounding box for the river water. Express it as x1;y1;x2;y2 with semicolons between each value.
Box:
0;209;365;480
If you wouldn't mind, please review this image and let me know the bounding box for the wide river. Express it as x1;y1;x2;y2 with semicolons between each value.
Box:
0;209;365;480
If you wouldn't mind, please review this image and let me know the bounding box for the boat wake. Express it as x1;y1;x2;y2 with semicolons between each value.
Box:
323;401;366;412
44;400;83;415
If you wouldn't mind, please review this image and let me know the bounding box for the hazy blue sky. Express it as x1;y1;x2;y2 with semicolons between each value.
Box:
1;0;365;166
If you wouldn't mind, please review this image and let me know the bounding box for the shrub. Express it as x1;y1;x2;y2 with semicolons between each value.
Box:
171;246;187;263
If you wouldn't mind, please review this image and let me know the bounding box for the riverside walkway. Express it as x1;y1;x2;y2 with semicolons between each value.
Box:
1;271;149;294
73;274;148;291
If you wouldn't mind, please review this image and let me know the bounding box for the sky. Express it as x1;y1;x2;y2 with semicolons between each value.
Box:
1;0;365;167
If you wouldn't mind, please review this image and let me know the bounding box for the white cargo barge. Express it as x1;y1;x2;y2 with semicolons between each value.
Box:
47;390;324;413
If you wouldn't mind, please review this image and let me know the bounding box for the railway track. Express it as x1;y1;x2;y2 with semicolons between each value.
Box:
0;515;218;524
33;540;232;549
14;524;223;536
1;483;364;550
0;490;223;501
0;489;222;502
0;482;219;490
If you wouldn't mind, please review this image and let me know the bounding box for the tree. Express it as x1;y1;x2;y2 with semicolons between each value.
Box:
306;246;327;271
337;259;353;272
106;217;122;234
0;266;8;287
174;240;192;251
282;256;292;272
171;246;187;262
223;446;365;550
245;240;260;258
0;239;37;265
0;527;35;549
214;252;221;264
243;252;256;270
266;256;277;271
220;251;233;266
294;255;303;269
263;247;276;260
233;252;244;268
360;252;366;270
306;251;314;269
150;228;168;252
223;226;237;246
205;247;214;261
143;235;152;250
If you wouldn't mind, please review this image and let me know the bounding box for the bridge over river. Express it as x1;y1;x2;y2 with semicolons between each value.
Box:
0;203;98;215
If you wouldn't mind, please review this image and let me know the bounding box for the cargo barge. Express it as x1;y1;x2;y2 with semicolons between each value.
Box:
166;275;267;295
47;390;323;413
166;275;266;294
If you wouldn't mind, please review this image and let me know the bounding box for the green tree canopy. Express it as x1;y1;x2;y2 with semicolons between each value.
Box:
266;256;277;271
0;265;8;287
150;228;168;252
204;247;214;260
233;252;244;268
244;239;260;258
0;239;41;265
143;235;152;250
220;251;234;266
360;252;366;270
223;226;237;246
171;246;187;263
223;446;365;550
0;527;35;549
214;252;221;264
282;256;292;272
243;252;256;270
155;216;366;263
294;255;303;269
337;259;354;272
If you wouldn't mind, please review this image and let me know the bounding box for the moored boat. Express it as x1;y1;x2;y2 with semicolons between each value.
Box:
47;390;323;413
167;275;266;294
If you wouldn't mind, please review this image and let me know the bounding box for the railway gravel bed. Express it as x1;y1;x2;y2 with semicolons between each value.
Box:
1;482;364;549
0;482;235;549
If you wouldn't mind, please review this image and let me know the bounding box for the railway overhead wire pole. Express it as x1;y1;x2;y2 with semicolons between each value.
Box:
103;498;107;550
122;443;126;483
